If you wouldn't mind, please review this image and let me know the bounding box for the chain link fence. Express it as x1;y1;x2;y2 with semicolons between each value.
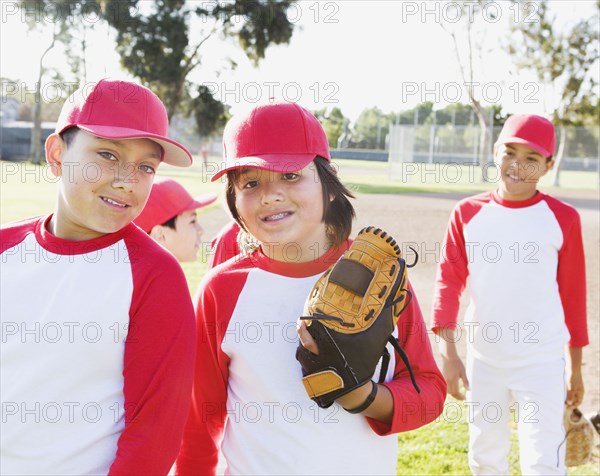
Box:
334;125;599;173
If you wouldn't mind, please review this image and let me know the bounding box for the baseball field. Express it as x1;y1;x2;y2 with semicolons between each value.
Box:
1;158;598;475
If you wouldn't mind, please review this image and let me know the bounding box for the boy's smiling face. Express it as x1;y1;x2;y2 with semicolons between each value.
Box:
494;142;554;201
233;162;330;263
45;130;162;241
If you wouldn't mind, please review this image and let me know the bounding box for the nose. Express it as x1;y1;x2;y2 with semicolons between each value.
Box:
112;163;136;192
195;222;204;237
261;180;284;205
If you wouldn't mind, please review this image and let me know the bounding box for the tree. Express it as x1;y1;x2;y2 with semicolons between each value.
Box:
101;0;297;137
313;107;349;148
508;0;599;185
17;0;89;163
440;0;500;181
188;84;230;140
395;102;434;126
351;107;396;149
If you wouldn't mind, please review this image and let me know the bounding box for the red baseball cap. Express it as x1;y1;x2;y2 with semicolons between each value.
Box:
211;102;330;181
495;114;556;158
56;78;193;166
134;177;217;233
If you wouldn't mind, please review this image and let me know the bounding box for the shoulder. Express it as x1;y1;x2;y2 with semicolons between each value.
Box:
454;191;492;210
0;216;41;253
450;191;492;223
122;224;187;280
205;253;255;285
540;193;580;219
539;193;582;237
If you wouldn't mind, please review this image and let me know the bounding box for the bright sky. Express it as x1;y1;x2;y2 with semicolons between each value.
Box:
1;0;597;124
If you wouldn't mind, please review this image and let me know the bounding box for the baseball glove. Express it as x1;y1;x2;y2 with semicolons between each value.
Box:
564;406;594;467
296;226;420;410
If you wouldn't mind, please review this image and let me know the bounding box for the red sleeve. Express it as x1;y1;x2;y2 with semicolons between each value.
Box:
0;216;39;253
431;203;471;333
176;264;248;475
545;197;588;347
208;221;241;269
108;239;196;475
367;282;447;434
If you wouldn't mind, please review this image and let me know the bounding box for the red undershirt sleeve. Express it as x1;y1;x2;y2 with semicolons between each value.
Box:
368;283;447;435
432;201;477;333
545;198;588;347
108;245;196;475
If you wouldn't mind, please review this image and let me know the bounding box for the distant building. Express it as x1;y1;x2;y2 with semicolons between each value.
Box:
0;97;20;123
0;120;56;161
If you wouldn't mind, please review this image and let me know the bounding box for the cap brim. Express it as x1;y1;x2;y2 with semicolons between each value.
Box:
76;125;193;167
186;192;218;210
496;136;551;158
211;154;317;182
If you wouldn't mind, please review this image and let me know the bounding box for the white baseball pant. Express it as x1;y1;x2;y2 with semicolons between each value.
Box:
466;356;567;475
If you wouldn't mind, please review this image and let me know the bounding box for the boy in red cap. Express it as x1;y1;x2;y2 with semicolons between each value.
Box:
134;177;217;262
0;79;196;474
431;114;588;475
176;102;447;475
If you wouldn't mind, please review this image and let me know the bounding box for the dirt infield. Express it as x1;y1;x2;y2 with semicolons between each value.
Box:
201;187;599;414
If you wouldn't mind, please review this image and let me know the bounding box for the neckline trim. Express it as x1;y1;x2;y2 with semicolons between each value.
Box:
492;190;544;209
250;240;351;278
35;215;133;255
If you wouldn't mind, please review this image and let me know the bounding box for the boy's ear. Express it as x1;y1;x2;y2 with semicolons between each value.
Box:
149;225;166;244
45;134;64;177
544;159;555;174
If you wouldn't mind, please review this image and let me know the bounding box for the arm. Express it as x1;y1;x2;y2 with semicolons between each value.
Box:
554;207;587;408
366;285;447;434
430;204;471;401
434;328;469;400
109;255;196;475
566;346;584;408
431;205;470;335
556;209;588;348
176;278;231;475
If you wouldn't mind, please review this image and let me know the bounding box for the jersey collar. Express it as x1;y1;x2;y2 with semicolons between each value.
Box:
251;240;351;278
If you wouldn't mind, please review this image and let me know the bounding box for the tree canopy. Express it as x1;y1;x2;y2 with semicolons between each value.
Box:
507;0;599;183
101;0;297;137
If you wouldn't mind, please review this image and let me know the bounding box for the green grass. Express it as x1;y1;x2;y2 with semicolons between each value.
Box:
1;159;599;475
331;159;599;195
399;398;600;475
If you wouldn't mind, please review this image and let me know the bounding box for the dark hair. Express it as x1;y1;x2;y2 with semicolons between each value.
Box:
160;216;177;230
225;156;355;248
59;127;80;147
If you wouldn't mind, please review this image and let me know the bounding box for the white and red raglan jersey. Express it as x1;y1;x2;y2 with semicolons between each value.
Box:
432;190;588;367
0;215;196;475
176;243;447;476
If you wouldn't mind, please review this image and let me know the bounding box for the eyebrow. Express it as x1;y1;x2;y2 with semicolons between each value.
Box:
93;136;162;159
506;145;543;158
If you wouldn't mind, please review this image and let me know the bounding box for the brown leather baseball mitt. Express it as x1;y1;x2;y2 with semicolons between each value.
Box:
296;226;420;410
565;406;594;467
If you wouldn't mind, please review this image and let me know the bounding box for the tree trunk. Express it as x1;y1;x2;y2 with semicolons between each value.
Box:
31;82;43;165
472;101;492;182
165;79;186;121
31;31;57;164
551;125;567;187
